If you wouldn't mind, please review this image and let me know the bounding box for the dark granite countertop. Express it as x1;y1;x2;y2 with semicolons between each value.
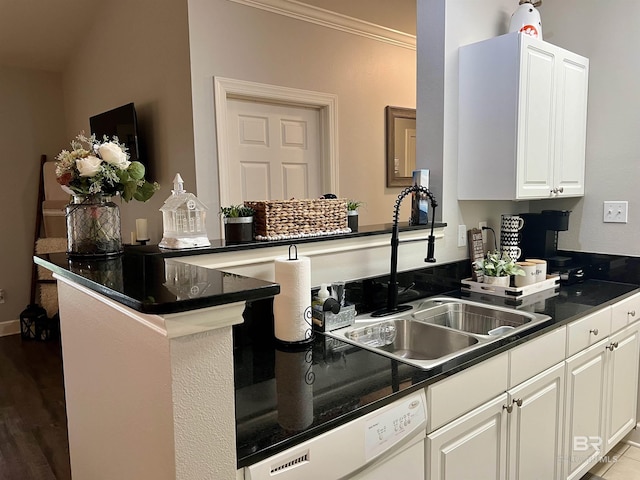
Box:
33;243;640;470
234;278;640;468
34;250;279;314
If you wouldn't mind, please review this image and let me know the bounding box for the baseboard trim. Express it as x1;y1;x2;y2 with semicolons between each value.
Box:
0;319;20;337
621;422;640;447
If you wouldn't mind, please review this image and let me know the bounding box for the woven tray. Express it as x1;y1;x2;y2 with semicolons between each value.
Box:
245;198;349;240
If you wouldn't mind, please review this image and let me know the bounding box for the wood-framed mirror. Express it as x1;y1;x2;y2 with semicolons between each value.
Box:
385;106;416;187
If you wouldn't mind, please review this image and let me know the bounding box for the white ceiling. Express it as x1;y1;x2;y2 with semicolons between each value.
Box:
0;0;415;72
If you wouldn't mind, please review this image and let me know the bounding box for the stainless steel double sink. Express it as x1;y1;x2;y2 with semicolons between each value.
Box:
325;297;552;369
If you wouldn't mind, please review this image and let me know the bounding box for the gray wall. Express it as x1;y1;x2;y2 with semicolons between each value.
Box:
0;67;66;323
420;0;640;263
187;0;417;237
0;0;194;323
536;1;640;256
61;0;195;246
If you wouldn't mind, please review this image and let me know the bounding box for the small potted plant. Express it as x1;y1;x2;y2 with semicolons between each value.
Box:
220;204;255;244
346;200;363;232
474;250;525;287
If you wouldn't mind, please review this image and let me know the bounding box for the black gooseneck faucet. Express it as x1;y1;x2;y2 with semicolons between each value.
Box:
371;185;438;317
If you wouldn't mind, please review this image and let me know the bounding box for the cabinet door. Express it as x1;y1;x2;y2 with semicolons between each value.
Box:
507;362;565;480
458;32;588;201
564;339;608;480
604;322;640;452
553;50;589;197
427;394;508;480
516;37;556;199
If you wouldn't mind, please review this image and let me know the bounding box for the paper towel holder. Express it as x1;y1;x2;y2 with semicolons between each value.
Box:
275;244;315;346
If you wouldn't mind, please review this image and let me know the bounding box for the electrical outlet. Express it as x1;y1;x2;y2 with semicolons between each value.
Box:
603;201;628;223
458;225;467;247
0;289;4;304
479;221;488;243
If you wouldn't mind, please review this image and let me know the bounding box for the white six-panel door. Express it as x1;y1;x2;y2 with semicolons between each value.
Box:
226;98;322;203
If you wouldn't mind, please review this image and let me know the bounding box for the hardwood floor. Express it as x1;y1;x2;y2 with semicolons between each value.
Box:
0;334;70;480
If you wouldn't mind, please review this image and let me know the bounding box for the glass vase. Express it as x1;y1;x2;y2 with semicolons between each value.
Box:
66;195;123;257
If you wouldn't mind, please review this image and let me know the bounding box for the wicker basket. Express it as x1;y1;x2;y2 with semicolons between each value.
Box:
245;199;349;239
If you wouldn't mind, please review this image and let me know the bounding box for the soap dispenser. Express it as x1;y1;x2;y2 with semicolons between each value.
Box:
317;283;330;302
312;283;331;310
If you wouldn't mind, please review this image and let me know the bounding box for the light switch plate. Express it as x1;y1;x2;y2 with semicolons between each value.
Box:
458;225;467;247
603;201;628;223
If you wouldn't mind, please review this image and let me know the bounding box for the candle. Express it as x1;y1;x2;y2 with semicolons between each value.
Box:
135;218;149;241
130;232;136;245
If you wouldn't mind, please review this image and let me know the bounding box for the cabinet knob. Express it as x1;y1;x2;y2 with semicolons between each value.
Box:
590;328;599;336
607;342;619;351
629;310;636;317
558;187;564;193
514;398;523;408
503;404;514;413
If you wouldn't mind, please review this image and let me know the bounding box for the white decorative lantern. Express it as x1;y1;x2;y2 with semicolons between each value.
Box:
509;0;543;40
159;173;211;249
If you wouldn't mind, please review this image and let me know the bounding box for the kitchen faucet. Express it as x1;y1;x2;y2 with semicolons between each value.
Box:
372;185;438;317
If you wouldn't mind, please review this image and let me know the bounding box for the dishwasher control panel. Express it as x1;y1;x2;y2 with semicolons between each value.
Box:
364;391;427;461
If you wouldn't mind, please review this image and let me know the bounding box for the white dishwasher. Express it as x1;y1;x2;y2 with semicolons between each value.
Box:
243;390;427;480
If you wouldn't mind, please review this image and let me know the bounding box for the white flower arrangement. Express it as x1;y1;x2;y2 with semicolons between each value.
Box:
55;133;159;202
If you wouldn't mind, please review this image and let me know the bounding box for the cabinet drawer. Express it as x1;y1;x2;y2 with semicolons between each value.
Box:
567;307;611;357
509;326;566;388
427;352;508;432
611;292;640;332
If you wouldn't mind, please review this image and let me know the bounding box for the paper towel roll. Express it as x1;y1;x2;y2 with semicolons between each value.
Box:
273;255;313;343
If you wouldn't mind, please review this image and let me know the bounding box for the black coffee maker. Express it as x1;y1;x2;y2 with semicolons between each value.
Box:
519;210;572;270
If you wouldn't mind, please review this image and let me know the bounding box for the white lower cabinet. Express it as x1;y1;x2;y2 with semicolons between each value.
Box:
604;322;640;452
564;321;640;480
564;338;608;480
427;393;508;480
507;362;565;480
427;363;565;480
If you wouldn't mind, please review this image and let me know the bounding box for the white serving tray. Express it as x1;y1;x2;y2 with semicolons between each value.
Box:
461;275;561;299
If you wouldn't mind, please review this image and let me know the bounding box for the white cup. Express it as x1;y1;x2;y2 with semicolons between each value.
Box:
515;261;537;287
501;214;525;232
501;245;522;261
526;259;547;283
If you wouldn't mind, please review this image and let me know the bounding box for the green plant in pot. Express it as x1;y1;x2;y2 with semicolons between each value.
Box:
474;250;525;287
220;204;255;244
346;200;363;232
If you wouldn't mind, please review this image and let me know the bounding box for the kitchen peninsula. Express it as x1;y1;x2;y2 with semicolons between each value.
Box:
35;235;640;480
34;223;442;480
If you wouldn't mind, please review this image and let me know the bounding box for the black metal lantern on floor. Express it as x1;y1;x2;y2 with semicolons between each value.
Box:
20;304;50;341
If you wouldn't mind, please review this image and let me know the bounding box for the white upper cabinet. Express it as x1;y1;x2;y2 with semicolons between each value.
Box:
458;32;589;200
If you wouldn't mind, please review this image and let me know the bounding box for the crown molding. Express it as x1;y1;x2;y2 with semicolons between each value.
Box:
226;0;416;50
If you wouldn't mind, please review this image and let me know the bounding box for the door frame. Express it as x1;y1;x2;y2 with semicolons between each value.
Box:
213;76;339;209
